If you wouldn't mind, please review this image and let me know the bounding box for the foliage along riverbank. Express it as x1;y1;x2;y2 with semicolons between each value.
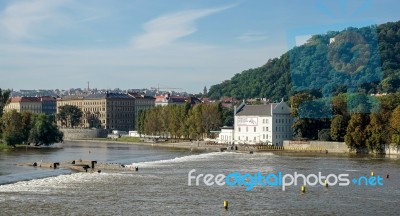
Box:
0;143;46;152
290;92;400;154
0;110;63;148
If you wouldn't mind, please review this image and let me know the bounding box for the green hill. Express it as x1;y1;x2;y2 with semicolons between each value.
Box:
208;20;400;100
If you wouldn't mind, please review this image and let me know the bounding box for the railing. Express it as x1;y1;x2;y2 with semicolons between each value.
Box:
256;145;284;150
256;145;327;152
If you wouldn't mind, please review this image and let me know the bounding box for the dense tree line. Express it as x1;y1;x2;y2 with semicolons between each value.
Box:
290;92;400;153
0;89;11;118
138;103;228;140
208;20;400;100
0;89;63;147
1;110;63;147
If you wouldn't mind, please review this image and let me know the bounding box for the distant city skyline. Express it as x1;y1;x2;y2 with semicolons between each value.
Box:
1;0;400;93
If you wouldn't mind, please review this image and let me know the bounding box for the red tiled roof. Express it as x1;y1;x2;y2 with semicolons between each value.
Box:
10;97;40;103
221;97;239;103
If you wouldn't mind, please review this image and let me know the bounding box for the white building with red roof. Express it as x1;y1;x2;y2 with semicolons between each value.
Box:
5;97;42;114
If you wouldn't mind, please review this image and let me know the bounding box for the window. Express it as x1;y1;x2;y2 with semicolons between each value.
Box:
267;127;269;131
246;136;248;141
266;119;269;124
263;134;265;139
246;127;248;132
238;127;241;132
254;127;256;132
254;137;256;141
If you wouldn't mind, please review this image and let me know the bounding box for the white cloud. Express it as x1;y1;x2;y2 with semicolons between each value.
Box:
0;2;290;92
0;41;287;92
0;0;68;40
132;4;237;49
237;32;268;42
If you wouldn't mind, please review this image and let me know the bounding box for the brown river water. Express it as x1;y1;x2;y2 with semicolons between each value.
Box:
1;142;400;215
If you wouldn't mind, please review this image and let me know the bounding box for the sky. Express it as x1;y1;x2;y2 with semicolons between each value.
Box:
0;0;400;93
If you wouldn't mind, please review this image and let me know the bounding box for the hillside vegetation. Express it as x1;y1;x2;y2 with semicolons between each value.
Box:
208;20;400;100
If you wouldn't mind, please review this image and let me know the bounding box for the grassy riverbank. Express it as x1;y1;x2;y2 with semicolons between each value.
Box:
0;143;43;151
0;143;8;151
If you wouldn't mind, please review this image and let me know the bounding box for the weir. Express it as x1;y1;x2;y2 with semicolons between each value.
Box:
18;160;137;173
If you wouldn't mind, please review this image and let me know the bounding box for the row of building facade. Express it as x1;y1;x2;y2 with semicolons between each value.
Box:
4;93;294;145
4;96;57;115
3;93;202;132
4;93;155;131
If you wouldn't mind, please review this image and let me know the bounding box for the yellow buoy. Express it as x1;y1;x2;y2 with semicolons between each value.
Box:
301;185;306;193
224;200;229;210
371;171;374;176
324;180;328;187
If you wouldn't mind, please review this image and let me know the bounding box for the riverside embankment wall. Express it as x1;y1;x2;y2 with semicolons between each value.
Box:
283;140;349;153
68;140;225;152
283;140;400;155
61;129;108;140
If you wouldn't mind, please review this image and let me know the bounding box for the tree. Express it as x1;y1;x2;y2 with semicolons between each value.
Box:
290;93;331;139
168;105;182;139
1;110;24;147
330;115;349;142
137;110;146;136
332;94;348;116
29;114;63;146
344;113;369;151
187;105;203;139
160;106;171;138
203;104;222;137
0;88;11;118
144;106;162;136
179;103;192;139
365;113;387;153
21;112;34;143
57;105;83;127
389;106;400;146
222;106;234;126
85;111;100;128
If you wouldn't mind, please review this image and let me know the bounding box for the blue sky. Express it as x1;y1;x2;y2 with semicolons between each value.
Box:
0;0;399;93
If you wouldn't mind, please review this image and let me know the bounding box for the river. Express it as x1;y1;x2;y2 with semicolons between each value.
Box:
1;141;400;215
